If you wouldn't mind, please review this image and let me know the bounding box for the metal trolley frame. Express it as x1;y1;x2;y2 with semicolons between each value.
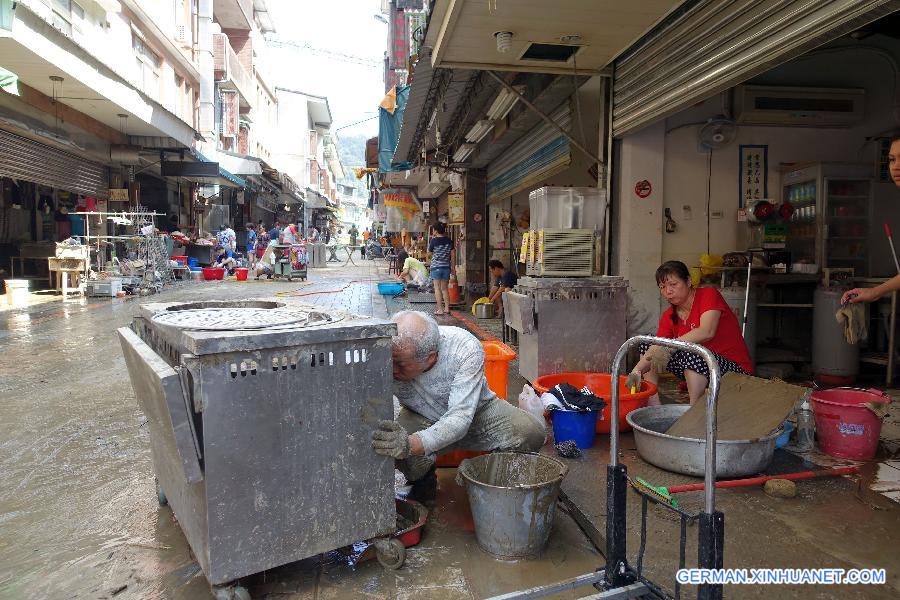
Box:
486;336;725;600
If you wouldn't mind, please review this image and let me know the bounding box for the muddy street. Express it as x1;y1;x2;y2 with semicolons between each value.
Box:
0;273;603;600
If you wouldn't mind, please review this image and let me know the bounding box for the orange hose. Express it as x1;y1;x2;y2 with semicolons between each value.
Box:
667;466;860;494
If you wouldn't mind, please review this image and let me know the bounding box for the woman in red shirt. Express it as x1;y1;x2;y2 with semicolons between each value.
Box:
627;261;753;405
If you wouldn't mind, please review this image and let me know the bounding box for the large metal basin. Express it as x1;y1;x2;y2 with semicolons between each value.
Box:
626;405;780;478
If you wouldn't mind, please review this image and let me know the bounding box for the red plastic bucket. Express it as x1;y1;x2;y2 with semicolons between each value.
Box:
235;267;249;281
532;372;657;433
811;388;889;460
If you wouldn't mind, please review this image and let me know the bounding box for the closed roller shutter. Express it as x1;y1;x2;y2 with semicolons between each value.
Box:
486;102;571;203
0;128;108;197
612;0;899;137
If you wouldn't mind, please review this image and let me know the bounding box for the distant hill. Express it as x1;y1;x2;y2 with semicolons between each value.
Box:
336;132;367;168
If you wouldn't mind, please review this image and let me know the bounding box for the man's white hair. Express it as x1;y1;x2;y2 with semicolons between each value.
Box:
391;310;440;362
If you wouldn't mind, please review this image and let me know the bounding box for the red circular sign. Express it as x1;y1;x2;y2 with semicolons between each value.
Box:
634;180;652;198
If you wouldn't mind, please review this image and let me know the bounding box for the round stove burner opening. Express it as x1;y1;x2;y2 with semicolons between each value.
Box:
152;308;304;331
165;300;284;312
151;306;341;331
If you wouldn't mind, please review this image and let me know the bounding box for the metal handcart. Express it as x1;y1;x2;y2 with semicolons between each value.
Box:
272;243;307;281
487;336;726;600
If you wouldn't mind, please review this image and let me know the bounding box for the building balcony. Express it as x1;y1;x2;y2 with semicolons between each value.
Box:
213;0;253;31
213;34;254;110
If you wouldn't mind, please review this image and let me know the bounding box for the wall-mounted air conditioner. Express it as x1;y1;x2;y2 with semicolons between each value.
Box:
734;85;865;127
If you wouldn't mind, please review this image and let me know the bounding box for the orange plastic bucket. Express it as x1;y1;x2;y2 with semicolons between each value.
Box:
532;372;656;433
482;340;516;401
235;267;249;281
436;340;516;467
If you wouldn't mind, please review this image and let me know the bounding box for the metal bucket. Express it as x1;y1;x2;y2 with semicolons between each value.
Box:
457;452;568;559
474;303;495;319
627;405;780;477
4;279;31;306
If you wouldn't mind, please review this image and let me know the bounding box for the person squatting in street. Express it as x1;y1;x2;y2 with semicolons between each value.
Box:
371;310;545;501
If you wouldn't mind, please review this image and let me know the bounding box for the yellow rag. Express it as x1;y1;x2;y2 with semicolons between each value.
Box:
835;303;867;345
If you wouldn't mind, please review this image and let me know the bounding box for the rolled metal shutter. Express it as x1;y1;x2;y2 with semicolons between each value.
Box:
486;102;572;202
0;128;108;197
612;0;899;137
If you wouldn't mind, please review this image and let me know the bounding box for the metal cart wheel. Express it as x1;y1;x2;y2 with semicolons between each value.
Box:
375;538;406;570
211;584;251;600
154;477;167;506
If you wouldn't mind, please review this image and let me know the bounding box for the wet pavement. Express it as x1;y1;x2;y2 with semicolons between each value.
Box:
0;260;602;599
4;259;900;599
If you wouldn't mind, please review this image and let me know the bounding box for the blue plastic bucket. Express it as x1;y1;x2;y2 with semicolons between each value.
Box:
551;410;598;449
187;257;199;267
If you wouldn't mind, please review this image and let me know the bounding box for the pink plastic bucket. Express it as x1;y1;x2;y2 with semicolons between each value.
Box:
811;388;889;460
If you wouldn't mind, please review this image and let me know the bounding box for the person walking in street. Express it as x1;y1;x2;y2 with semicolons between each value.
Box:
281;223;297;245
245;222;257;269
842;133;900;305
217;224;236;253
428;222;454;315
349;224;359;248
371;311;545;501
268;220;281;245
361;227;371;259
255;224;270;262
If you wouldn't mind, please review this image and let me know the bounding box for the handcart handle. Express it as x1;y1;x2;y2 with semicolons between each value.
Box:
609;335;723;514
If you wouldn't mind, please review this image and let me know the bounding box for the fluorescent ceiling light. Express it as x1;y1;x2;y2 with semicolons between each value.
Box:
486;86;524;121
464;120;494;143
453;143;476;162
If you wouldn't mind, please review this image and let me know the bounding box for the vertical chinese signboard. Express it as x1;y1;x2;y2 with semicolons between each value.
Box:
738;144;768;208
448;191;464;225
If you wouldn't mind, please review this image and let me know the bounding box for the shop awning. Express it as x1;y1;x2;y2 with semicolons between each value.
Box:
305;187;328;208
184;149;246;188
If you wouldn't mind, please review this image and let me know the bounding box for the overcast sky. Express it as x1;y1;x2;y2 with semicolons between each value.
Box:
267;0;387;139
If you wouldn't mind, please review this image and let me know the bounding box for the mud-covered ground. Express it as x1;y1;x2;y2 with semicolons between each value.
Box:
0;264;603;599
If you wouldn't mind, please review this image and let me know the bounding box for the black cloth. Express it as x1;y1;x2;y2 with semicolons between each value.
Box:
495;269;518;289
547;383;606;412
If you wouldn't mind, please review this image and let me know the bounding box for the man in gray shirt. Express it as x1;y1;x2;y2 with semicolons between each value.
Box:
372;310;545;499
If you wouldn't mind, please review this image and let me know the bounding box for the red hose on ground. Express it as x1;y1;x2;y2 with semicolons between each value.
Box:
666;466;860;494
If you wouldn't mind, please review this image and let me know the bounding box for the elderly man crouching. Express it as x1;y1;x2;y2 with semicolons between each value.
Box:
372;310;546;500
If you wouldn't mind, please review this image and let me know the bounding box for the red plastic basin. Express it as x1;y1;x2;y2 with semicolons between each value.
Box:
532;372;657;433
235;267;249;281
202;267;225;281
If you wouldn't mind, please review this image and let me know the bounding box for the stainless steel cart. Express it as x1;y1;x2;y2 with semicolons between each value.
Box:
118;300;397;598
503;276;628;382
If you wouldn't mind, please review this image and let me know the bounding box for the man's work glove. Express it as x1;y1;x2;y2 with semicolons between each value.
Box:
371;420;411;459
625;370;643;394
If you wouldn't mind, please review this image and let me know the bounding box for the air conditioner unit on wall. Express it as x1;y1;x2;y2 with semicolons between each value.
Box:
734;85;865;127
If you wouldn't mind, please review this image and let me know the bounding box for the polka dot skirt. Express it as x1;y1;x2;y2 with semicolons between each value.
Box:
638;342;746;381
